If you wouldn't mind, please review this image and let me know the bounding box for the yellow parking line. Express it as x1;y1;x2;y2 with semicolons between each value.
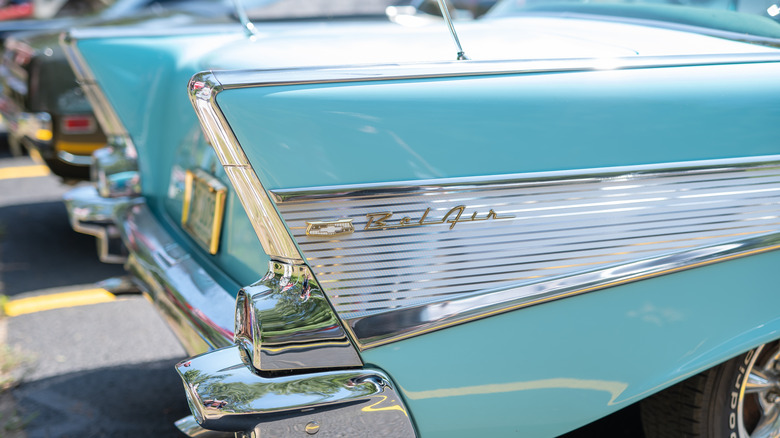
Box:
0;165;49;181
3;289;116;317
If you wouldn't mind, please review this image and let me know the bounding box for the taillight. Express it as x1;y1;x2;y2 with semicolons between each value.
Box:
61;115;96;134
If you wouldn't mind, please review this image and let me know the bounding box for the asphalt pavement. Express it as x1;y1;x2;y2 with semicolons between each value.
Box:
0;149;190;438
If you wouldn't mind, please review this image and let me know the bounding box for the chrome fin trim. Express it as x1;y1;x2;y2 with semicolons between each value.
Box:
176;345;415;436
235;261;363;371
189;73;360;370
188;72;303;264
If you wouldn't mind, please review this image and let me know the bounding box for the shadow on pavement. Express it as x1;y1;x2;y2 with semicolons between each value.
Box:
0;200;125;296
13;358;190;438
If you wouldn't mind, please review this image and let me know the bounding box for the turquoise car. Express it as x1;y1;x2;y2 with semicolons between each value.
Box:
63;0;780;436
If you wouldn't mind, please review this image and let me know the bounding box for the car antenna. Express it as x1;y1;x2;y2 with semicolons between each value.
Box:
232;0;259;38
435;0;468;60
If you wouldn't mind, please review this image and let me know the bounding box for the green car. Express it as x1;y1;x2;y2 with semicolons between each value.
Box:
63;0;780;436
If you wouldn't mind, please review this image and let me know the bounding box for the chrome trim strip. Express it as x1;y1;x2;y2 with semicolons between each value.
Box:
188;72;303;263
121;202;235;355
235;261;362;371
211;52;780;91
176;345;416;436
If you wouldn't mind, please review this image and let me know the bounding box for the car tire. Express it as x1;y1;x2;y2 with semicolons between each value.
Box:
641;341;780;438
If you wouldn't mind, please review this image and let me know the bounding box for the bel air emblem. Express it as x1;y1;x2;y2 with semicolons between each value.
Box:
306;206;513;237
365;205;514;231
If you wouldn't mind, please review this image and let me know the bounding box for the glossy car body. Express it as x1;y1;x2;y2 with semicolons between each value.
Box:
63;1;780;436
0;0;232;179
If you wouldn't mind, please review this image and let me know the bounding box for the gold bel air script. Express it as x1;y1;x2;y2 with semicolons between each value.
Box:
365;206;514;231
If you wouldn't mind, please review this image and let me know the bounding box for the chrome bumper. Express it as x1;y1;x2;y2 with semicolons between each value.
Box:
176;345;416;437
63;185;140;263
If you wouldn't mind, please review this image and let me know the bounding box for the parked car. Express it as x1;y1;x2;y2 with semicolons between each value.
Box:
0;0;233;179
63;0;780;436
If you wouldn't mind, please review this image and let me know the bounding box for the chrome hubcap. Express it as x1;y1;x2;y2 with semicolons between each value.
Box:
740;343;780;438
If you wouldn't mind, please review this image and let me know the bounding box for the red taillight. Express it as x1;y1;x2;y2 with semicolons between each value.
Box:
61;115;96;134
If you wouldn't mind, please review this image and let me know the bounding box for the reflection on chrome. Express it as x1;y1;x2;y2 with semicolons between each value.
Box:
234;261;362;371
176;345;416;436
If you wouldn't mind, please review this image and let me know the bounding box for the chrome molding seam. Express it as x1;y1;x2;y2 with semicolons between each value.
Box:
121;203;236;355
176;345;416;437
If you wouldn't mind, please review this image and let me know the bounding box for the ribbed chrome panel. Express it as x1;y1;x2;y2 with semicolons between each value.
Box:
274;158;780;338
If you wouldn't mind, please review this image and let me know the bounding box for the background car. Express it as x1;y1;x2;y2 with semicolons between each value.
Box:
0;0;233;179
62;0;780;436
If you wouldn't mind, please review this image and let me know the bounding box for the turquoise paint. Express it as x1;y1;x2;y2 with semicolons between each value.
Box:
218;61;780;190
362;250;780;437
214;60;780;435
76;33;269;289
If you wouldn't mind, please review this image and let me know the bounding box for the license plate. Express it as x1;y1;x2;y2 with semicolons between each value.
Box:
182;169;227;255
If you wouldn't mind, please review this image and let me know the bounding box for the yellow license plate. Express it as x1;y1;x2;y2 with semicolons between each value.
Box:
182;169;227;255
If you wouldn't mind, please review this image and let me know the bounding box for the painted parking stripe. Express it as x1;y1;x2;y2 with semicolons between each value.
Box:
3;289;116;317
0;165;50;181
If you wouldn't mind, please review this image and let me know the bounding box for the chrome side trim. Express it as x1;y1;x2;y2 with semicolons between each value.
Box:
188;72;303;264
121;203;235;355
211;52;780;91
274;157;780;347
176;345;416;436
63;185;141;264
235;261;362;371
